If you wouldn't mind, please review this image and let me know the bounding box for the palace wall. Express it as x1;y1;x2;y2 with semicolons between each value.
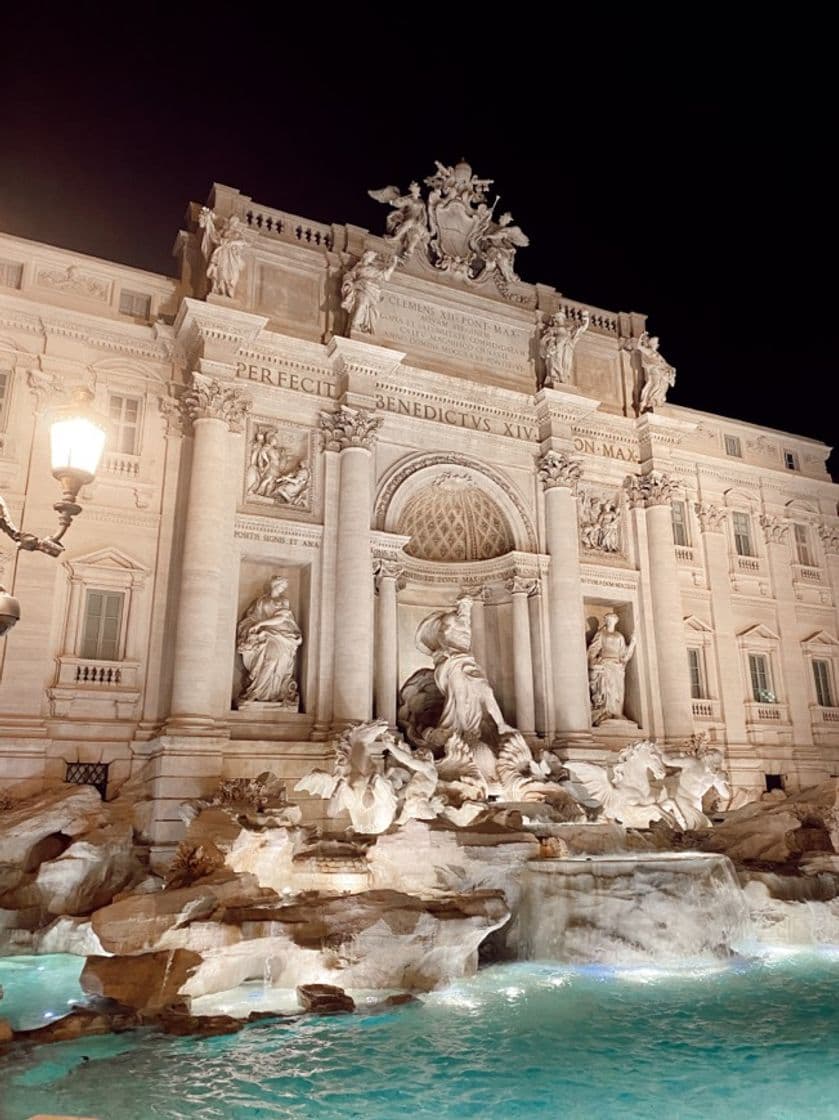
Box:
1;180;837;857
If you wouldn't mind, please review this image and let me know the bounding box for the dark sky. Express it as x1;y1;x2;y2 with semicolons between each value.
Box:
1;19;835;476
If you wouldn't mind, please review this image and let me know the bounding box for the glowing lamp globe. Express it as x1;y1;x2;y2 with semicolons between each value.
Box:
49;389;107;504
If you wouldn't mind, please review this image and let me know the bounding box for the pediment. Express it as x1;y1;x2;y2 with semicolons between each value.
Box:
785;498;819;516
737;622;780;644
723;487;756;510
802;630;839;651
683;614;713;633
65;547;149;577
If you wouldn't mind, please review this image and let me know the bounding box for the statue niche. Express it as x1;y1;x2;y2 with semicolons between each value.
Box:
586;608;638;728
235;575;302;711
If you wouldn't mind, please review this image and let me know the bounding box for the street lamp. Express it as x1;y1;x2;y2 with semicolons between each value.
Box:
0;387;106;634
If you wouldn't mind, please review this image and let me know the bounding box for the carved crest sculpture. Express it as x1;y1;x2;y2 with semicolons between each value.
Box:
198;208;247;299
540;308;591;387
236;575;302;710
368;160;529;295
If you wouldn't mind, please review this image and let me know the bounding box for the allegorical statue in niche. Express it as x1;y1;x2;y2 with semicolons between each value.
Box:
635;332;676;413
245;428;311;508
367;182;429;260
236;576;302;709
540;308;591;387
587;610;636;725
198;208;247;299
340;250;398;334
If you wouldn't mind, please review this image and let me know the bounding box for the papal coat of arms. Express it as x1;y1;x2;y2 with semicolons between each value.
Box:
368;159;529;294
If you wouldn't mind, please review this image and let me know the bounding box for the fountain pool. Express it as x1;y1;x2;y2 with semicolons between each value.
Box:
2;951;839;1120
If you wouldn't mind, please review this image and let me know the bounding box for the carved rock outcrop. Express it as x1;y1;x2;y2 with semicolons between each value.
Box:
81;949;203;1012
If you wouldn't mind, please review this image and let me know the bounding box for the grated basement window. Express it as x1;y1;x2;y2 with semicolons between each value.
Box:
65;761;110;799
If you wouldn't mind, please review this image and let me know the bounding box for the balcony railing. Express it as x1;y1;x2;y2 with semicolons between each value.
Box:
691;698;722;721
103;451;141;478
745;700;790;724
736;555;760;573
811;705;839;724
793;564;822;584
675;546;695;563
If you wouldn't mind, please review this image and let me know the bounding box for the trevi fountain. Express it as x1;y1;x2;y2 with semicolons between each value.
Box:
0;161;838;1118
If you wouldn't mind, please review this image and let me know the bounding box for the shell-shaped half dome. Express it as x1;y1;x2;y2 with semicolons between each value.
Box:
398;473;514;562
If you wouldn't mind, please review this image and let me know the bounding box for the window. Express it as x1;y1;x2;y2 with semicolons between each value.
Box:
784;449;800;472
748;653;774;702
119;289;151;319
687;648;706;699
108;394;141;455
0;259;23;289
725;434;742;458
793;523;814;566
81;590;124;660
765;773;784;792
65;761;110;799
732;511;755;557
813;659;834;708
671;500;690;547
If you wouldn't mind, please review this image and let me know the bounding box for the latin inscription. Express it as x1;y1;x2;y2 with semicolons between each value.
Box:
377;292;530;372
573;436;639;462
375;393;536;441
236;362;337;399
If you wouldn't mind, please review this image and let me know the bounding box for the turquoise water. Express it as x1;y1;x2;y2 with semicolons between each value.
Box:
2;953;839;1119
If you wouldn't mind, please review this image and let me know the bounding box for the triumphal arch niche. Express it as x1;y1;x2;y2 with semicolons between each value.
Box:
1;154;837;850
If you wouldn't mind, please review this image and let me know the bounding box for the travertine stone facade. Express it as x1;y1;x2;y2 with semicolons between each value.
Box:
1;174;837;857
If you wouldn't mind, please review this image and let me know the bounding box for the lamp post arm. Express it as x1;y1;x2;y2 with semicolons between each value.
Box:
0;494;65;557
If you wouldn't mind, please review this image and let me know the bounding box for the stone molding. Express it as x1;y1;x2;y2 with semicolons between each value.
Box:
319;404;381;451
623;471;677;509
760;514;791;546
694;501;728;533
373;559;406;592
180;372;252;433
537;450;582;491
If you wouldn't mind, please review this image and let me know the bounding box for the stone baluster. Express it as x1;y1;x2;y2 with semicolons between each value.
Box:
168;373;251;729
507;576;538;736
625;472;693;739
321;405;381;725
537;451;591;742
374;560;404;728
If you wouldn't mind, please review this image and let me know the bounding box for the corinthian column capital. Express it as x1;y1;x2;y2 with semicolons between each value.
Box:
320;405;382;452
624;471;677;509
181;372;251;432
537;450;582;491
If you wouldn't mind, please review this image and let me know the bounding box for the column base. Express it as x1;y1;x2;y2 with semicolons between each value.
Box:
163;715;229;737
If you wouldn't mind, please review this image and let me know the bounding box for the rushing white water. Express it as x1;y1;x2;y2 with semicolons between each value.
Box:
508;852;753;965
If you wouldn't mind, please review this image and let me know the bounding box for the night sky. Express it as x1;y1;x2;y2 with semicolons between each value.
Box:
1;20;835;476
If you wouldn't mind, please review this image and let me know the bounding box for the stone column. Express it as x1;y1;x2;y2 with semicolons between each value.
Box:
761;515;813;748
537;451;591;742
322;405;381;725
374;561;403;728
168;373;251;729
507;576;537;736
625;472;693;740
696;502;747;746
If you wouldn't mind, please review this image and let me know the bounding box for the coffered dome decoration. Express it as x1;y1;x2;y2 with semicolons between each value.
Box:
398;473;515;562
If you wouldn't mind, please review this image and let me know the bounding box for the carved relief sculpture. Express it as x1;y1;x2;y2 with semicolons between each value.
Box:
587;610;636;725
340;250;398;334
198;208;247;299
477;212;530;284
539;308;591;387
236;575;302;710
579;492;622;553
632;332;676;413
245;425;311;509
